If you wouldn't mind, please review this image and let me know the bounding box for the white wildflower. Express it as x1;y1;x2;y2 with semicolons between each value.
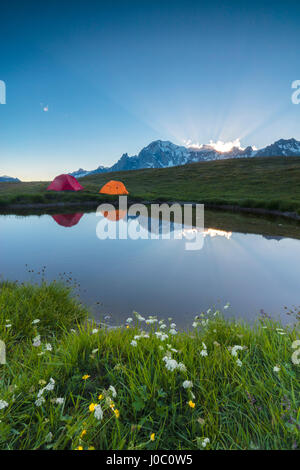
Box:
273;365;280;373
0;400;8;410
45;378;55;392
146;318;157;325
5;324;12;328
202;437;210;448
163;357;178;371
200;349;208;357
32;319;40;324
192;322;198;328
160;324;167;329
44;343;52;352
236;359;242;367
37;388;44;398
155;331;168;341
224;303;230;310
177;362;187;372
94;404;103;421
131;340;137;347
33;335;41;347
182;380;193;389
35;396;45;407
170;323;176;329
108;385;117;397
126;317;133;323
92;348;99;354
92;329;99;334
231;345;244;357
54;397;65;405
169;328;177;335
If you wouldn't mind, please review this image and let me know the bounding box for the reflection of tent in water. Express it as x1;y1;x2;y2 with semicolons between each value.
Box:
47;174;83;191
101;209;127;221
52;213;84;227
99;180;129;195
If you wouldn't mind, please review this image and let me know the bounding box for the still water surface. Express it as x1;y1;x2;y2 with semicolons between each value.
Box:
1;211;300;327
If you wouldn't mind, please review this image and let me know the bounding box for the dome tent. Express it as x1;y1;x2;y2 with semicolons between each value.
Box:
47;174;83;191
99;180;129;195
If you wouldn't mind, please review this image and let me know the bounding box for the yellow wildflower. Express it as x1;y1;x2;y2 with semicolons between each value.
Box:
76;446;83;450
89;403;96;412
114;409;120;418
88;446;95;450
188;400;195;409
98;394;103;400
80;430;87;438
82;375;90;380
126;325;130;329
150;433;155;441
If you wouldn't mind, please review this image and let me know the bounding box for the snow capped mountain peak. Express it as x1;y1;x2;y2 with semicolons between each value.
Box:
255;138;300;157
69;137;300;178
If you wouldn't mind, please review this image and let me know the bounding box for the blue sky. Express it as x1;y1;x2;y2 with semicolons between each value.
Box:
0;0;300;180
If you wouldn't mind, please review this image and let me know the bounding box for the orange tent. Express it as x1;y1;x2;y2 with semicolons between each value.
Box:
99;180;129;195
101;209;127;221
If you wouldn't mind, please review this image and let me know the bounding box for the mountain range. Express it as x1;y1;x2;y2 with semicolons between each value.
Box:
0;175;21;182
70;138;300;178
1;138;300;183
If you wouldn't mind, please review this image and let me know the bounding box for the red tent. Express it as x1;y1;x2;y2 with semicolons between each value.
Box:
47;174;83;191
52;213;84;227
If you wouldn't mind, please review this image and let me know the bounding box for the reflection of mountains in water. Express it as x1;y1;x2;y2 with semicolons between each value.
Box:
98;210;233;239
52;213;84;227
135;216;232;239
262;235;284;241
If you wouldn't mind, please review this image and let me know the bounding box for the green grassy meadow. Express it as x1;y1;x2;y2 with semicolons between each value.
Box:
1;156;300;215
0;281;299;450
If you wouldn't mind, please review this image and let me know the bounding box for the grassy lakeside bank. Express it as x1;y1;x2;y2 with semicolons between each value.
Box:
2;156;300;217
0;282;299;450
